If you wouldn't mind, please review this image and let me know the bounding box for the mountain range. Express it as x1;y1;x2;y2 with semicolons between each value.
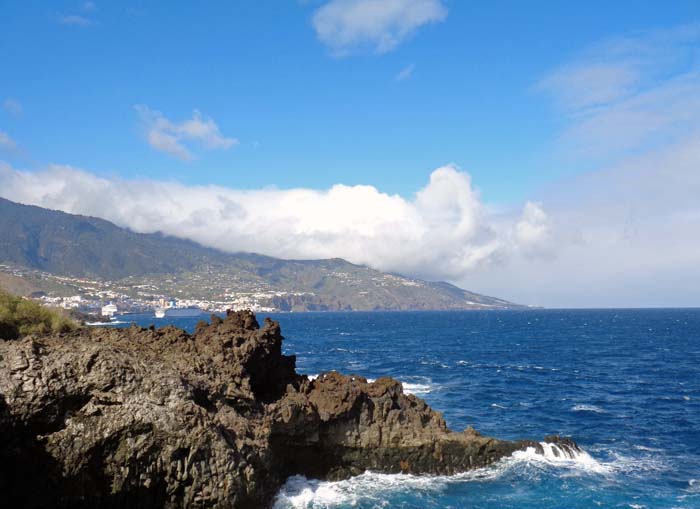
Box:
0;197;523;311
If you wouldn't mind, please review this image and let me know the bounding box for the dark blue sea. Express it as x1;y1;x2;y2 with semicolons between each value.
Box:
106;309;700;508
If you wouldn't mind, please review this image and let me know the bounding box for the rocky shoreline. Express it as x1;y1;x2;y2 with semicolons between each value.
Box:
0;310;575;507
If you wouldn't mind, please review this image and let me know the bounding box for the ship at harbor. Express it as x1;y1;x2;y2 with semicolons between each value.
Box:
162;306;205;318
154;299;205;318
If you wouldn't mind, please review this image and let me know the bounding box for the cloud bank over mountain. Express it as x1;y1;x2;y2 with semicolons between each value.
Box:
0;163;546;284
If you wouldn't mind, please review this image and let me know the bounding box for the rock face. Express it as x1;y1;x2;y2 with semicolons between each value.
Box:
0;311;563;508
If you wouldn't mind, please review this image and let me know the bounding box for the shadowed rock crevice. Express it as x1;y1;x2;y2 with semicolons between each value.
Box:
0;310;575;508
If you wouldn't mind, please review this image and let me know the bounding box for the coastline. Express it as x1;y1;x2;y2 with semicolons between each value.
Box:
0;310;573;507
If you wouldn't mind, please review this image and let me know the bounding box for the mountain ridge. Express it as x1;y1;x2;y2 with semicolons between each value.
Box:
0;197;524;311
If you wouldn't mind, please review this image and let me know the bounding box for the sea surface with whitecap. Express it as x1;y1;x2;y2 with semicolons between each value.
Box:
109;309;700;508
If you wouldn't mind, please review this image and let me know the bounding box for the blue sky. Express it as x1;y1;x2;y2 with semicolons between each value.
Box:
1;1;700;307
2;0;696;203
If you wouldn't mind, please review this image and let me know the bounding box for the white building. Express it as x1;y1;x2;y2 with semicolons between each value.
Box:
101;303;118;317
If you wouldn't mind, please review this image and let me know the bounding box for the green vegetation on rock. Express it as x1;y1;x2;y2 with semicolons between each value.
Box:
0;288;78;340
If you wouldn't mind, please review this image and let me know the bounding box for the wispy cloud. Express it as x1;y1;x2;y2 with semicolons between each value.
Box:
312;0;447;55
3;99;22;117
135;105;239;161
395;63;415;81
83;1;97;12
0;132;18;151
457;24;700;307
537;24;700;161
58;14;93;27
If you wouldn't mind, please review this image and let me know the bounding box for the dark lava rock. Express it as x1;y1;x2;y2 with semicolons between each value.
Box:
0;310;573;508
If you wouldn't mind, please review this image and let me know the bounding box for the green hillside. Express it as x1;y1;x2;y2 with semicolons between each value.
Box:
0;198;523;311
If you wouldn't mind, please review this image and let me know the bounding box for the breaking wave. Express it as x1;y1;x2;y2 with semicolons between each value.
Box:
401;381;433;395
273;467;510;509
571;404;606;413
511;441;611;474
273;442;621;508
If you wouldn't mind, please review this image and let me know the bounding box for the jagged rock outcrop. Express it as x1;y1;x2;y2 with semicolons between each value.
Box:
0;310;567;508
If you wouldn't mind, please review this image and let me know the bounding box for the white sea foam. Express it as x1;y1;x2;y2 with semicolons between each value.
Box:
274;443;613;508
604;451;669;476
462;362;559;372
632;445;663;453
571;404;606;413
274;466;511;509
402;382;432;395
274;476;350;508
511;442;612;475
304;374;433;395
419;359;450;369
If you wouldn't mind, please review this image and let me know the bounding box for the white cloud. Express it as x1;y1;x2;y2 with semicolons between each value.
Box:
58;15;93;27
537;24;700;162
135;105;239;161
0;163;543;283
538;63;640;111
464;137;700;307
312;0;447;55
538;24;700;110
395;63;415;81
459;25;700;307
0;132;17;151
3;99;22;117
514;202;549;246
83;1;96;12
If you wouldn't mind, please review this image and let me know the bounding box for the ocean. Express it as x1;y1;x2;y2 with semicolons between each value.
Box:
106;309;700;508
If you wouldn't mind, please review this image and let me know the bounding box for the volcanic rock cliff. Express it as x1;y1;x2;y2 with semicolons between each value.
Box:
0;311;576;508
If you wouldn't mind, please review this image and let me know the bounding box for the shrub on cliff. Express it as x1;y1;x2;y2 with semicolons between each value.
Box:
0;289;78;340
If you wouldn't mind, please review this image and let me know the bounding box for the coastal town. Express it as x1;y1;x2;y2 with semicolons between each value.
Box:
0;263;311;317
